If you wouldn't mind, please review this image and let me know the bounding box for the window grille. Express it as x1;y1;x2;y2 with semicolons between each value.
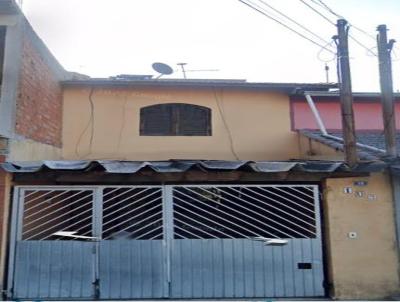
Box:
140;103;211;136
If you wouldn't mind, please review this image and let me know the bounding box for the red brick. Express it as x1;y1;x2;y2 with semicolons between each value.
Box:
15;28;62;147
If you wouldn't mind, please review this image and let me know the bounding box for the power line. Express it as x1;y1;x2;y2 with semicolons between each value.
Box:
298;0;336;26
349;34;377;56
299;0;378;56
317;41;336;63
313;0;376;41
315;0;343;18
256;0;331;45
238;0;336;54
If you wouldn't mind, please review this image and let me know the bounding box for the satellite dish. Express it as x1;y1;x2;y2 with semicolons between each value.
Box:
152;62;173;78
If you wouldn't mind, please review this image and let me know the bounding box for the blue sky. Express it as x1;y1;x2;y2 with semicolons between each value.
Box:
21;0;400;92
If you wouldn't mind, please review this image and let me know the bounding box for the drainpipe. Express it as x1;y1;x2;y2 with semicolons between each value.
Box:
305;94;328;136
304;93;386;154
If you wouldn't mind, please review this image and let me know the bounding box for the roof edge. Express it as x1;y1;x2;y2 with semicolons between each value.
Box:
1;159;385;174
61;79;337;92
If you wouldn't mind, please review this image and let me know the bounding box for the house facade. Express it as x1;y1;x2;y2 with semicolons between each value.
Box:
0;1;399;300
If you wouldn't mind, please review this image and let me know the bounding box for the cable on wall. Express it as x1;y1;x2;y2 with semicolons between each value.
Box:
75;87;95;158
213;87;240;160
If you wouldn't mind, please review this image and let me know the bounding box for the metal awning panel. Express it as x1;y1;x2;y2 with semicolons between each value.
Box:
42;160;92;170
1;159;384;174
251;161;298;172
198;160;248;170
297;162;344;173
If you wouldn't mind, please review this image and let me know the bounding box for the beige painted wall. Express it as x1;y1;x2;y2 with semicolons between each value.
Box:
324;173;399;299
62;87;299;161
298;134;345;161
7;138;62;161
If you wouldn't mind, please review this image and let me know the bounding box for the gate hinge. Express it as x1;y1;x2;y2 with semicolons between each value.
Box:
2;288;12;299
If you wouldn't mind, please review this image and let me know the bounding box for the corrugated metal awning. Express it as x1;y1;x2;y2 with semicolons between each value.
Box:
0;160;386;174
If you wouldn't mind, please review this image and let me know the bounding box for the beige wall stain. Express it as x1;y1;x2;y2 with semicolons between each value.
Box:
62;87;299;161
324;173;399;299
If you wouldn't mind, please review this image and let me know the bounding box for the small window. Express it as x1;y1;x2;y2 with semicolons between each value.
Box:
140;103;211;136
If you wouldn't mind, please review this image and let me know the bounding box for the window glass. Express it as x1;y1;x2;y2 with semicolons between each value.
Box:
140;103;211;136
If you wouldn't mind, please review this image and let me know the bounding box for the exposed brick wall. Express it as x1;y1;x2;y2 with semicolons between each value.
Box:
14;21;64;147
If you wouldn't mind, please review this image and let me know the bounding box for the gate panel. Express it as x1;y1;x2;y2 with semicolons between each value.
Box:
99;240;166;299
13;241;94;299
98;186;166;299
170;185;324;298
10;188;96;300
171;239;323;298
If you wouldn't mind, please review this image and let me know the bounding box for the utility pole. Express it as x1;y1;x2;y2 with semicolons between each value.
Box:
377;24;397;157
334;19;358;167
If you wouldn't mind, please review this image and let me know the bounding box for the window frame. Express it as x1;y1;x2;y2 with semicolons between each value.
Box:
139;103;212;136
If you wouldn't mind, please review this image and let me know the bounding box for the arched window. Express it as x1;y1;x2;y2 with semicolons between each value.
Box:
140;103;211;136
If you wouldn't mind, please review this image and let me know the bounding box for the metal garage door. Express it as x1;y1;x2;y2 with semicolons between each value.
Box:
8;184;324;300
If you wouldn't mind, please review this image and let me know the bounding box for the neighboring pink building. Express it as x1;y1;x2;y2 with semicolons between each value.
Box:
291;92;400;131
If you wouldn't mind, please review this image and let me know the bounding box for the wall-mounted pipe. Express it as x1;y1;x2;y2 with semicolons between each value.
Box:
305;94;328;136
304;94;386;155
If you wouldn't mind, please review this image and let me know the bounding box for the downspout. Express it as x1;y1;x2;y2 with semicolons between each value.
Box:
304;93;386;154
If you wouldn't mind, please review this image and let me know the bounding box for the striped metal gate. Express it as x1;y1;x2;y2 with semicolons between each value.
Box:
8;184;324;300
170;185;323;298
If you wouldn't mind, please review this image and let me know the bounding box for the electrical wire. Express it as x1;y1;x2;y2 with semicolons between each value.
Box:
313;0;343;19
238;0;336;54
313;1;399;131
115;95;129;156
315;0;377;41
298;0;335;26
299;0;378;57
392;48;400;62
315;0;400;59
349;34;377;56
213;88;240;160
312;0;398;57
256;0;332;45
75;87;95;158
317;40;336;63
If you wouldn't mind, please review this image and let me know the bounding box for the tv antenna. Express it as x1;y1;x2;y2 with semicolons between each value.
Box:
152;62;173;79
177;63;188;79
177;63;219;79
